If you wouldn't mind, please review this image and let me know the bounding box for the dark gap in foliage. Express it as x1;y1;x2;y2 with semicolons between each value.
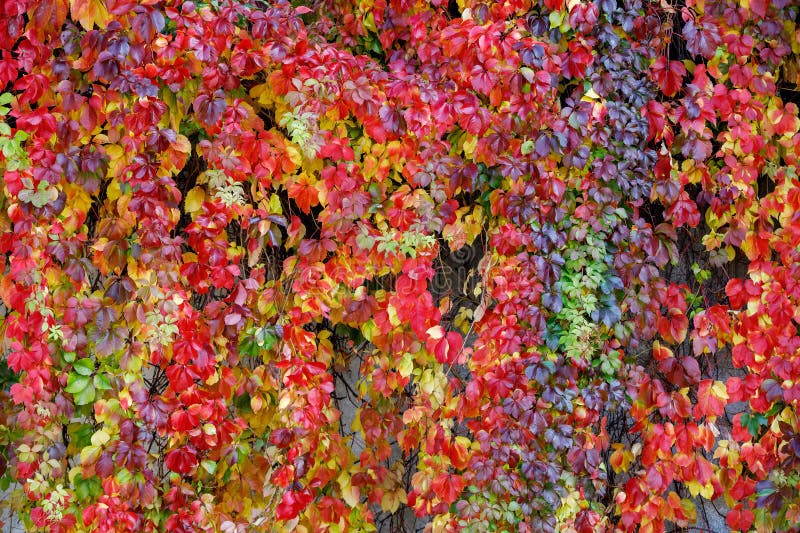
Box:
84;178;108;242
257;105;276;131
638;195;665;228
447;0;461;19
777;70;800;108
430;235;485;308
173;140;204;238
755;166;777;201
285;192;324;242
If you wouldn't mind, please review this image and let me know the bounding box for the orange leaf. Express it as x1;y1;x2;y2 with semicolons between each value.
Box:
70;0;111;29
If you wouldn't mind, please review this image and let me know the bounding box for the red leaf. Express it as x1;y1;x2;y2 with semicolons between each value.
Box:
725;377;745;403
657;308;688;344
726;278;759;309
651;57;686;97
106;0;137;15
0;51;18;87
14;108;57;139
132;8;165;41
275;489;313;520
694;380;728;419
645;100;668;142
319;137;355;161
666;191;700;227
680;356;701;384
431;473;465;504
575;509;601;533
645;465;663;490
164;446;197;475
726;505;755;531
426;327;463;365
169;409;198;433
448;437;470;469
657;356;698;386
13;73;49;105
166;364;198;390
661;284;687;312
767;102;799;137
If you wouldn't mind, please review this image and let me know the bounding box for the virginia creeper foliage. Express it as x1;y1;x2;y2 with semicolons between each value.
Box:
1;0;800;531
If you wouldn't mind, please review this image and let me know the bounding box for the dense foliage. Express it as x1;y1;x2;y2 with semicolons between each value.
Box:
1;0;800;531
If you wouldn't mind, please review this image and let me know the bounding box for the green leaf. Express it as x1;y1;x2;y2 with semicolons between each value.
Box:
93;373;112;390
74;474;102;501
238;336;258;357
74;385;96;405
65;373;91;393
116;468;132;485
201;460;217;475
741;412;767;439
521;139;534;155
72;358;95;376
0;472;11;491
65;373;95;405
68;423;94;449
254;327;277;350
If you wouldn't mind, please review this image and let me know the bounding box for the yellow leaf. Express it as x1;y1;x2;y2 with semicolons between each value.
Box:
80;444;102;465
681;497;697;522
351;408;363;433
105;144;127;178
64;183;93;215
419;369;435;395
285;145;303;166
61;183;93;234
609;444;633;473
173;134;191;154
386;304;400;327
160;89;182;132
68;466;82;485
453;307;473;334
337;471;361;507
71;0;110;30
583;87;601;100
462;134;477;158
250;83;274;106
380;488;407;514
363;12;378;33
360;320;376;342
90;429;111;447
431;514;453;532
711;380;729;401
398;353;413;378
184;186;205;214
686;479;714;499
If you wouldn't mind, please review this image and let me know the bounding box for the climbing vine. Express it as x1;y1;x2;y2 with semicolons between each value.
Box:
0;0;799;532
